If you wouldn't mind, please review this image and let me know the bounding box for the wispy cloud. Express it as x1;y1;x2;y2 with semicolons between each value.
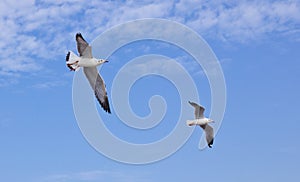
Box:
0;0;299;83
42;170;152;182
120;55;191;79
176;0;300;42
175;55;205;76
32;80;66;89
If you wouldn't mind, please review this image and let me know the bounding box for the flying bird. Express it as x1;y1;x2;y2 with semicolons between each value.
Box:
66;33;111;113
187;101;214;148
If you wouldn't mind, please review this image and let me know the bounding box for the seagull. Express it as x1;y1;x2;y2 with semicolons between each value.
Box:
187;101;214;148
66;33;111;113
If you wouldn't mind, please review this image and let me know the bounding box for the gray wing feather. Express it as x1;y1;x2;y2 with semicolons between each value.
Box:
200;124;214;148
83;67;111;113
76;33;92;58
188;101;205;119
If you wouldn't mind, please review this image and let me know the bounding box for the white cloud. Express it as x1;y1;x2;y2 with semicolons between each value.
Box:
181;0;300;42
0;0;299;84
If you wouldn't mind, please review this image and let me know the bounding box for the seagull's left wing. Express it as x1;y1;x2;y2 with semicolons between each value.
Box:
188;101;205;119
83;67;111;113
76;33;92;58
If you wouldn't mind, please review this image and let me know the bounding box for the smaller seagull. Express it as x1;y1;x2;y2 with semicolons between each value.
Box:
187;101;214;148
66;33;111;113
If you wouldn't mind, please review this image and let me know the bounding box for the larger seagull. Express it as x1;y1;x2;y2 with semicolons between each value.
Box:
187;101;214;148
66;33;111;113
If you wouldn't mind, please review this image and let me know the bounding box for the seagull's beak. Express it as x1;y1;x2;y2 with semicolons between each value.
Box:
104;60;109;63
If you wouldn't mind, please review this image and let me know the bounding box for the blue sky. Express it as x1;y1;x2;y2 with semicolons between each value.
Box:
1;0;300;181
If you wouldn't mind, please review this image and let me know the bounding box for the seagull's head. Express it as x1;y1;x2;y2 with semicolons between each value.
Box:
97;59;108;65
208;118;214;123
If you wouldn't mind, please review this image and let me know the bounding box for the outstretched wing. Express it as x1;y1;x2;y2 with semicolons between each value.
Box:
76;33;92;58
83;67;111;113
200;124;214;148
188;101;205;119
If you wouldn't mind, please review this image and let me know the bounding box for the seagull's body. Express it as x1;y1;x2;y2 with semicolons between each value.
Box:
187;101;214;148
66;51;101;69
66;33;111;113
186;118;212;126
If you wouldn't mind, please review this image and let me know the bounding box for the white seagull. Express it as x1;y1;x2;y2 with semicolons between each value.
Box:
187;101;214;148
66;33;111;113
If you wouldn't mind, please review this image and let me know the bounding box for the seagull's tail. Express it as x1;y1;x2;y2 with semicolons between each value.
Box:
66;51;79;63
186;120;195;126
66;51;80;71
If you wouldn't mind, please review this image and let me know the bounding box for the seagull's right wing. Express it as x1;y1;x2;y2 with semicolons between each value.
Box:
200;124;214;148
83;67;111;113
188;101;205;119
76;33;92;58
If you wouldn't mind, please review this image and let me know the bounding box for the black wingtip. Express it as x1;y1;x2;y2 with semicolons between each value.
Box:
66;51;70;62
208;138;214;148
76;32;82;38
103;96;111;114
76;32;85;40
95;94;111;114
188;101;196;106
66;51;75;71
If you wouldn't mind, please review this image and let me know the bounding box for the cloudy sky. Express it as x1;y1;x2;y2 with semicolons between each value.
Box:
1;0;300;181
